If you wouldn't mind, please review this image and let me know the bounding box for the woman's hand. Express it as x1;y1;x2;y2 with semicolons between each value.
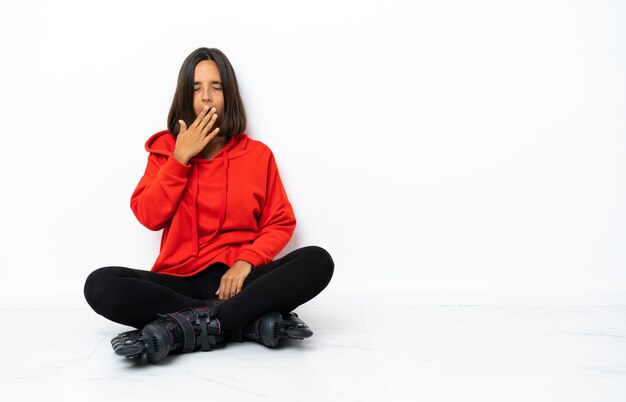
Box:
174;105;221;162
215;260;253;300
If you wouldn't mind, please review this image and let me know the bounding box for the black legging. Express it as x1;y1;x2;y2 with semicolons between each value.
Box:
84;245;334;335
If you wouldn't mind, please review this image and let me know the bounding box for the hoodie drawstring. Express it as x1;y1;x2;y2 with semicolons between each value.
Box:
190;151;229;256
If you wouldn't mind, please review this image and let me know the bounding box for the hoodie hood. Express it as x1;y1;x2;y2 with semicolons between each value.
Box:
144;130;249;256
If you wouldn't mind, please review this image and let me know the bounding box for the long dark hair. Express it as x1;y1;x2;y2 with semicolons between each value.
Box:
167;48;247;140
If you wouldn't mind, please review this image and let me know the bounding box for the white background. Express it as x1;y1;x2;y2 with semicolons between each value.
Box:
0;0;624;307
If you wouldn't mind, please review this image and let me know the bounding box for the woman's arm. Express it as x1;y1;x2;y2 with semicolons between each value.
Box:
237;153;297;268
130;152;191;230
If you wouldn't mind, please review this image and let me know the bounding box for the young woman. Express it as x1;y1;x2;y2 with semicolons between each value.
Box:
83;47;334;364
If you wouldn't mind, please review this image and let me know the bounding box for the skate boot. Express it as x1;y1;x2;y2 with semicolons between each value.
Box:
231;311;314;348
110;301;224;364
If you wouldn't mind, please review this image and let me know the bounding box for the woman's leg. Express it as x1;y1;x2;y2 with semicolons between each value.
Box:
83;265;216;329
85;245;334;332
209;245;334;331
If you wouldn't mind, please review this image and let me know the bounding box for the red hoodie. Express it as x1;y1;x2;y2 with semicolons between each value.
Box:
130;130;297;277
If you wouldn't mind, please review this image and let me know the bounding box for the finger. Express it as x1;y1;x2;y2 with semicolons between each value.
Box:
218;278;227;298
192;105;211;128
235;279;244;295
222;278;232;299
200;112;219;136
199;108;217;132
178;120;187;133
204;127;220;143
228;280;238;298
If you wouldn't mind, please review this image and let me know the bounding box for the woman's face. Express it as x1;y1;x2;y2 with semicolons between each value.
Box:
193;60;224;133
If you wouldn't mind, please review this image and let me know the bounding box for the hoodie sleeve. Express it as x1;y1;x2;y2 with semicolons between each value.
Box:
237;153;296;269
130;152;191;231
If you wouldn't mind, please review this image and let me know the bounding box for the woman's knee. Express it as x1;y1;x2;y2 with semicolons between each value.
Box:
83;266;122;313
300;245;335;283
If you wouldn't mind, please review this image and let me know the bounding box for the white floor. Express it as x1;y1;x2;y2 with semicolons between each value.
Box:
1;298;625;401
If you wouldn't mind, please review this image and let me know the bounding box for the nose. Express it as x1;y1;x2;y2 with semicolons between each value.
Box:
202;88;212;102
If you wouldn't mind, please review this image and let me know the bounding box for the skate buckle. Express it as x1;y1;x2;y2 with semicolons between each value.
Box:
195;308;208;325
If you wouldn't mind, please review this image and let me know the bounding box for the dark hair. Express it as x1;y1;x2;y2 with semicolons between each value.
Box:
167;47;247;140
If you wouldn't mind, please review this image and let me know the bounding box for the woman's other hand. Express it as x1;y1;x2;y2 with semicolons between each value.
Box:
215;260;253;300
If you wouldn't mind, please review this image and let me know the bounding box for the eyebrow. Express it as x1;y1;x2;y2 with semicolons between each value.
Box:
194;80;222;85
